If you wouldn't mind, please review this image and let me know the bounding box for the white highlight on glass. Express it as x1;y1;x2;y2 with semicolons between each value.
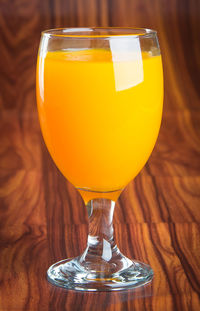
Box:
110;37;144;91
38;35;49;102
102;239;112;262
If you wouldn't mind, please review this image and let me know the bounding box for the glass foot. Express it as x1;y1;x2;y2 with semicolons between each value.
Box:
47;257;153;291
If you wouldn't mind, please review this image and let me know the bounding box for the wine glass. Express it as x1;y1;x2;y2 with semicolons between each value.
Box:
36;28;163;291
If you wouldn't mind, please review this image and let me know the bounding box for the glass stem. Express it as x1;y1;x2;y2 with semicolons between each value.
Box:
78;198;132;274
47;197;154;289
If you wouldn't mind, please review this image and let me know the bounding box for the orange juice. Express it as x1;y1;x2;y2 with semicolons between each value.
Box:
37;49;163;194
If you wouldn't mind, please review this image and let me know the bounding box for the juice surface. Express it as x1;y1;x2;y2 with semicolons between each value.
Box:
37;49;163;192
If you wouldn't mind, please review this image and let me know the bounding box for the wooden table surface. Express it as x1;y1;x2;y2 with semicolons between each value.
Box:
0;0;200;310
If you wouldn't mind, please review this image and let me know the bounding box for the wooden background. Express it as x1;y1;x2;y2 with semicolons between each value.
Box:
0;0;200;310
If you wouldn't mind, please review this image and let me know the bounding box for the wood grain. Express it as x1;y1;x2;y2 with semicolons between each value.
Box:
0;0;200;310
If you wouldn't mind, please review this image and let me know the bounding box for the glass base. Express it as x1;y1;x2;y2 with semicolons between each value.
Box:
47;257;153;291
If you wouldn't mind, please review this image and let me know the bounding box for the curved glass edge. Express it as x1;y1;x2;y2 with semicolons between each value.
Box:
41;27;157;40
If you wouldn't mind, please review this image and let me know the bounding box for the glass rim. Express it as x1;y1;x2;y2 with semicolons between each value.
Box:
41;27;157;39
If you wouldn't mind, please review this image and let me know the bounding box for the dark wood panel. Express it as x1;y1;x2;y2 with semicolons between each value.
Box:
0;0;200;310
0;222;200;310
